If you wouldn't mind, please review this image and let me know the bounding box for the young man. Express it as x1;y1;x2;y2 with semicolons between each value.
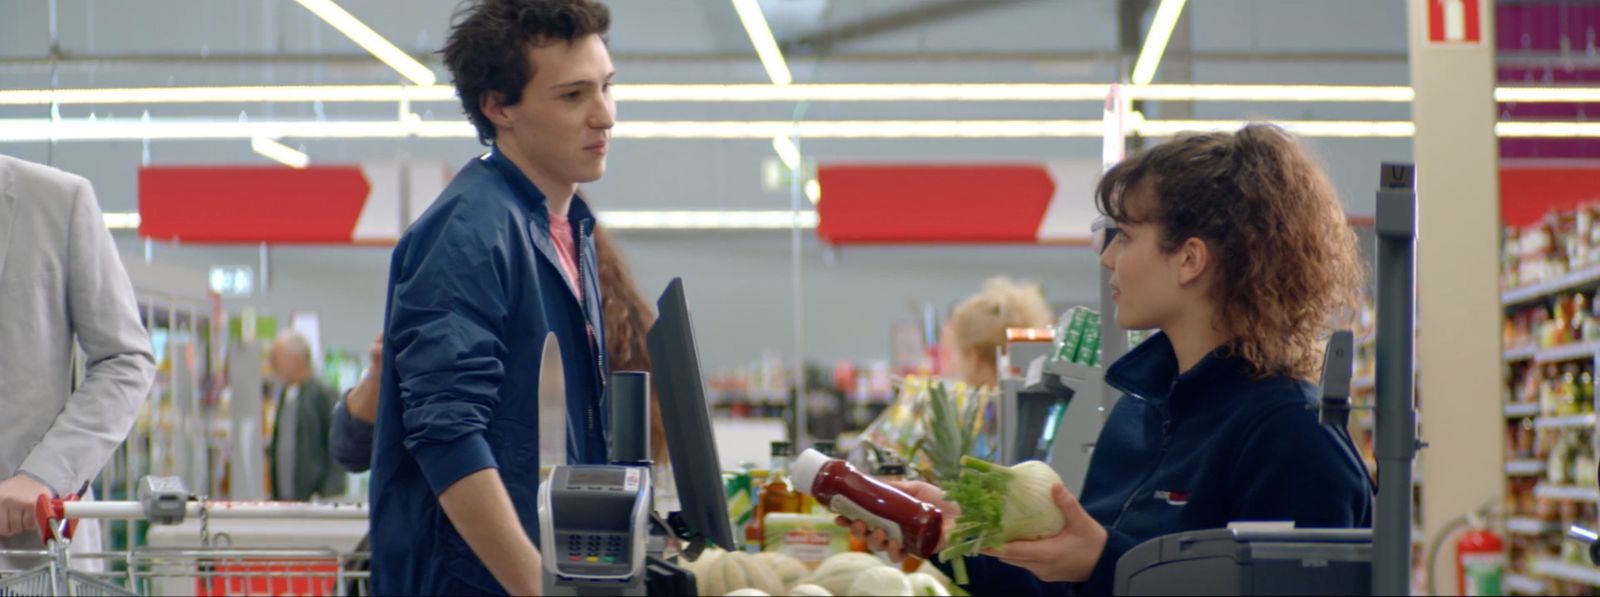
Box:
368;1;615;594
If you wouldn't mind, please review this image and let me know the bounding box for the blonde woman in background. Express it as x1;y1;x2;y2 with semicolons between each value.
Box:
943;277;1055;389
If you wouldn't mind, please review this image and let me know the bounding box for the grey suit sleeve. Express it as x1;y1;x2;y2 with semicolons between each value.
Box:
18;178;155;495
331;389;376;473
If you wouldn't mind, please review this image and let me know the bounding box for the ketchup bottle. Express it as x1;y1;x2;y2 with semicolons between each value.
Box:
790;449;944;560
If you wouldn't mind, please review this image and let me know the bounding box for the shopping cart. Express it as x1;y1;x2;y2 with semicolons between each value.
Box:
0;479;370;597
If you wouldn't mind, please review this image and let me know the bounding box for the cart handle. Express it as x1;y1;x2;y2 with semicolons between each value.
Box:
35;493;78;545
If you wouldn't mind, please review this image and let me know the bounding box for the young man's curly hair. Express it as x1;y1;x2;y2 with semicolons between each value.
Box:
442;0;611;145
1095;124;1364;381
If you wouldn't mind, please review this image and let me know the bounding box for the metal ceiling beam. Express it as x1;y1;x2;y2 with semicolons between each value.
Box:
781;0;1031;56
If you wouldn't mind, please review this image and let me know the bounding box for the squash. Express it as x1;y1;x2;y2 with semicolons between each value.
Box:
908;572;951;596
751;552;810;589
724;590;771;597
694;550;785;596
787;584;833;596
846;566;912;597
797;552;886;596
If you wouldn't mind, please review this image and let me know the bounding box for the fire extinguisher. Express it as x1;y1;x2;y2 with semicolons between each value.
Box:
1455;518;1505;596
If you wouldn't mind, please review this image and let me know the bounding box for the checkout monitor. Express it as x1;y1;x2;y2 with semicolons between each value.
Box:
646;278;738;552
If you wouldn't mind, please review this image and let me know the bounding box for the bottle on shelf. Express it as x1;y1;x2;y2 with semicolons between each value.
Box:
751;441;803;551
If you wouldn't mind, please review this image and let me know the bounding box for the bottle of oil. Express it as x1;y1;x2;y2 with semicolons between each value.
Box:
752;441;802;551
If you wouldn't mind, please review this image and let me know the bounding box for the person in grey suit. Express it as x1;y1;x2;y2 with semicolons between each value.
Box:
0;155;154;557
267;332;346;502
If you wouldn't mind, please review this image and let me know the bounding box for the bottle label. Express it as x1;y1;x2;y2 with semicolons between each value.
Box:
829;495;904;545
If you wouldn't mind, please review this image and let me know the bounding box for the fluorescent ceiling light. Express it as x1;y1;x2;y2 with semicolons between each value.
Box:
601;210;816;230
0;85;456;105
730;0;793;86
805;179;821;205
8;116;1599;141
771;135;801;169
1494;122;1600;137
250;136;310;168
1495;88;1600;103
292;0;436;86
103;212;141;230
1135;84;1413;103
1141;119;1416;138
11;83;1599;105
1131;0;1189;85
106;209;811;232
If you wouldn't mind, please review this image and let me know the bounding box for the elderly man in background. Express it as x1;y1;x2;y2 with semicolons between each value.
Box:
0;154;155;568
267;332;346;502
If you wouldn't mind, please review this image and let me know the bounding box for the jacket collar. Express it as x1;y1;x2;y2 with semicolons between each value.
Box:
481;146;597;230
1105;331;1250;410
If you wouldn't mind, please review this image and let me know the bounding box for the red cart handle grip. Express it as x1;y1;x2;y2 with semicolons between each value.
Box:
35;493;79;545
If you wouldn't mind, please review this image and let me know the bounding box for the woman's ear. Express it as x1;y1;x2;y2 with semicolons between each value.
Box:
1176;237;1212;286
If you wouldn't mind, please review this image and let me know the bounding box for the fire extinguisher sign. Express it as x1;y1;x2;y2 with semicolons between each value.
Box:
1427;0;1483;45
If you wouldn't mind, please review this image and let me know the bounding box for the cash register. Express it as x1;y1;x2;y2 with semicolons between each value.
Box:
537;278;737;596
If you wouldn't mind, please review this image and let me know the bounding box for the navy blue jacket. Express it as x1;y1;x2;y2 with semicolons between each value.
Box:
947;333;1373;596
369;148;610;595
330;391;374;473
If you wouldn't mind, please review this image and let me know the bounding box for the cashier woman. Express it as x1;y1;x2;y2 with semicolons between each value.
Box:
841;124;1376;596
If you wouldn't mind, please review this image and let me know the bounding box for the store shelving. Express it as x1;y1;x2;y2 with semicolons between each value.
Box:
1506;459;1547;477
1351;375;1374;392
1505;516;1558;536
1506;402;1542;418
1501;205;1600;594
1533;558;1600;587
1504;572;1546;595
1534;484;1600;503
1503;263;1600;307
1536;341;1600;365
1535;413;1600;430
1505;344;1539;363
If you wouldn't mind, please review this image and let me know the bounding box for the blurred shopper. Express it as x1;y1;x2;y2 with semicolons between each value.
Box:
368;0;617;594
944;277;1055;388
267;332;346;501
0;155;155;568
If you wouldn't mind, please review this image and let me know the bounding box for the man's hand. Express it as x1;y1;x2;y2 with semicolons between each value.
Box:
0;475;52;538
837;480;958;562
345;334;384;424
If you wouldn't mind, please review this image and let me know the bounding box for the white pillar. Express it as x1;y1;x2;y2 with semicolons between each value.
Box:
1406;1;1504;594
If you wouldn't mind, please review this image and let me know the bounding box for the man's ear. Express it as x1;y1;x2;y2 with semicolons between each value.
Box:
480;90;514;132
1176;237;1211;287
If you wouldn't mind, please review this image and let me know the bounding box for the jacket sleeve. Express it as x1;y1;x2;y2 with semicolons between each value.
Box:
1227;401;1374;528
19;174;155;496
330;390;376;473
388;203;510;496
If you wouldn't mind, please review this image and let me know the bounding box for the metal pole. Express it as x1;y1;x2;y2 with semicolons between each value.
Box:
790;138;807;449
1372;163;1418;597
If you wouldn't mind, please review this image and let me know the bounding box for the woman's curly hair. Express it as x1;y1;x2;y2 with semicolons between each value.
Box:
1095;124;1363;380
